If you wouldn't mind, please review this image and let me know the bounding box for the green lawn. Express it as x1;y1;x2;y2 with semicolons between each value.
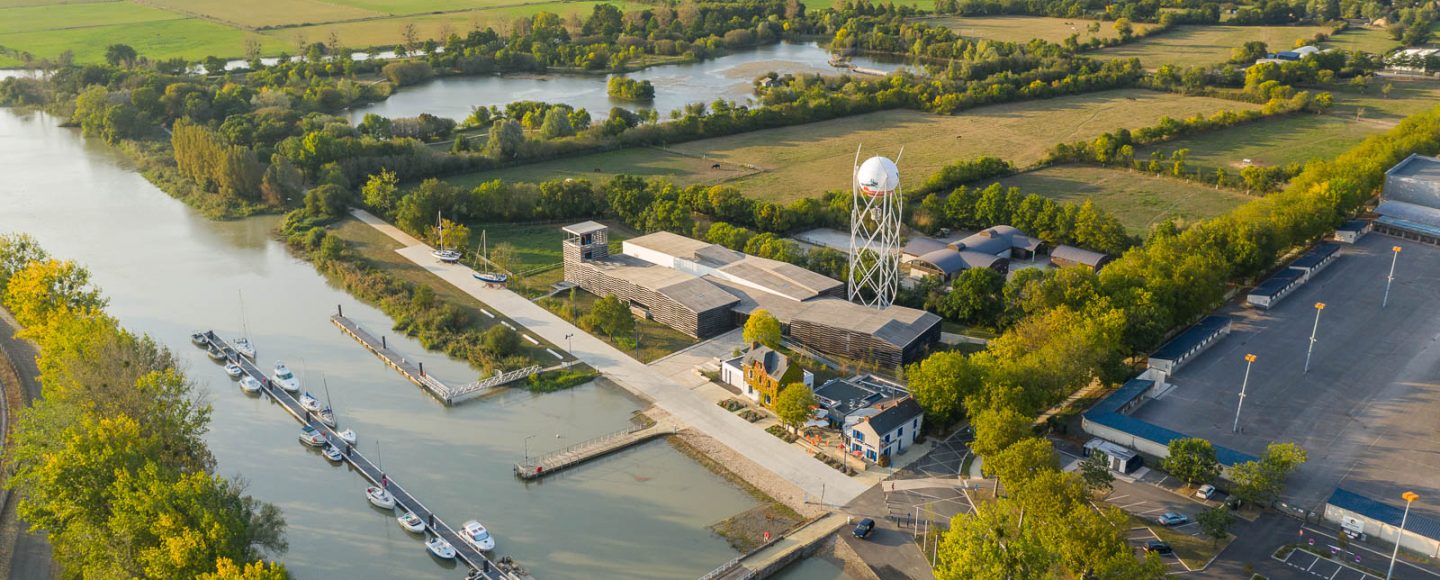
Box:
923;15;1157;44
1094;25;1332;68
141;0;381;29
1323;25;1402;55
260;1;647;50
0;17;289;65
990;164;1249;234
539;289;698;363
1138;114;1379;174
446;147;761;191
0;1;181;35
1325;80;1440;124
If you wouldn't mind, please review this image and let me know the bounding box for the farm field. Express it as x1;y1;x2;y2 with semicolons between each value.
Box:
1094;24;1331;68
0;1;182;35
140;0;381;29
924;15;1157;44
1323;25;1401;54
0;0;115;6
0;17;290;66
1325;80;1440;123
1138;114;1378;174
443;89;1259;203
990;164;1249;233
260;2;644;50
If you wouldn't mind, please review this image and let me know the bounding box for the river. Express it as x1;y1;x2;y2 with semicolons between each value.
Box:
347;42;911;122
0;109;789;579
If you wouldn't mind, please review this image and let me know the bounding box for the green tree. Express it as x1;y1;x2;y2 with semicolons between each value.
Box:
1080;451;1114;493
104;44;138;68
985;437;1057;489
969;406;1032;459
904;351;979;428
539;107;574;139
1230;442;1308;506
742;308;781;348
0;233;49;288
200;558;289;579
1196;506;1234;547
487;242;516;274
484;119;523;159
1161;438;1220;485
482;325;520;358
2;259;108;329
429;218;470;252
588;293;634;338
361;169;400;215
937;267;1004;325
774;382;815;432
935;500;1054;579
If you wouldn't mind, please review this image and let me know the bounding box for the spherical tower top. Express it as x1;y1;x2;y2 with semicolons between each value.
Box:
855;156;899;196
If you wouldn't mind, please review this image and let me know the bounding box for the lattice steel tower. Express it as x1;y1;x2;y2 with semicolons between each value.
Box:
848;151;903;309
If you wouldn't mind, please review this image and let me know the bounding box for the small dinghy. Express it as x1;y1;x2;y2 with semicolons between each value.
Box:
318;407;336;428
337;428;357;446
322;443;344;463
239;375;262;394
299;391;322;413
460;520;495;551
366;486;396;510
223;362;243;378
206;345;227;361
231;337;256;360
397;510;425;534
425;535;456;560
191;331;208;346
298;425;325;447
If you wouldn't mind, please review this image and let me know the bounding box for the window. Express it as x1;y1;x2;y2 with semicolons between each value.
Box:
912;418;918;428
883;433;891;444
852;430;864;442
866;449;876;461
898;427;903;437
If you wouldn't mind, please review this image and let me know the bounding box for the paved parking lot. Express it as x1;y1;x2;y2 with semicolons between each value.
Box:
1125;526;1191;573
1279;546;1377;579
1132;234;1440;516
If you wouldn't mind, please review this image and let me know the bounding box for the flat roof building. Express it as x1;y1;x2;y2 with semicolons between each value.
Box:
563;224;941;365
1376;154;1440;245
1050;244;1112;272
1148;316;1232;374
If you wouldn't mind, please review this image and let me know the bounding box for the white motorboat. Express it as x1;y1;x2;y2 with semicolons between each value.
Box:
206;345;227;361
431;211;463;263
337;428;357;445
318;407;336;428
366;486;396;510
223;362;243;378
299;391;322;413
239;375;262;394
191;331;208;346
271;361;300;393
425;536;456;560
298;425;325;447
460;520;495;551
397;510;425;533
322;443;344;463
231;337;256;360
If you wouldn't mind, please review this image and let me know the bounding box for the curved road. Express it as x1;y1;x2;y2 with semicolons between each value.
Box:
0;308;55;580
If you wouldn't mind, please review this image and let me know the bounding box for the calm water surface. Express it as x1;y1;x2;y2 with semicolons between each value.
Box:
348;42;911;122
0;109;763;579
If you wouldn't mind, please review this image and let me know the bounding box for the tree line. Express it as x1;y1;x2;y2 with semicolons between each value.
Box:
0;234;288;579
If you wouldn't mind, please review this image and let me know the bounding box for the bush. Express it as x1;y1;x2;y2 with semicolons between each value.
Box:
382;61;434;86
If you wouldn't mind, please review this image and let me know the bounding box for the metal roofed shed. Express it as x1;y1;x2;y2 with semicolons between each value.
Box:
1325;488;1440;557
1247;269;1305;309
1050;244;1112;272
1081;377;1257;468
1288;242;1340;280
1334;219;1371;244
1147;316;1232;374
1084;438;1142;474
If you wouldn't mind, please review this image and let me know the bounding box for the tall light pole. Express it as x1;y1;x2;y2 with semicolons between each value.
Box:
1233;354;1256;434
523;434;536;466
564;333;574;354
1384;245;1402;308
1387;491;1420;580
1304;302;1325;373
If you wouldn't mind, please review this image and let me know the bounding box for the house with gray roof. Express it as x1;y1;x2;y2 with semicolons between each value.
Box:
847;397;923;463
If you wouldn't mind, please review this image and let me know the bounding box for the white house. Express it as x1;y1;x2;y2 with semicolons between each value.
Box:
847;398;923;463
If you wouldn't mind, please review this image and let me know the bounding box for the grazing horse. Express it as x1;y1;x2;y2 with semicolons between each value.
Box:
711;163;722;169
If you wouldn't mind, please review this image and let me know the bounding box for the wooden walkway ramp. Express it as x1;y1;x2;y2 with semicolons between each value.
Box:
200;331;528;579
514;421;676;480
329;307;540;404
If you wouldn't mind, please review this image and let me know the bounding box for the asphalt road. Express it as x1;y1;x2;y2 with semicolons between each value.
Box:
0;308;55;580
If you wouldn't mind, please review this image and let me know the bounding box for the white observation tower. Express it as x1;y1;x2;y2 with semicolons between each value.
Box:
848;152;903;309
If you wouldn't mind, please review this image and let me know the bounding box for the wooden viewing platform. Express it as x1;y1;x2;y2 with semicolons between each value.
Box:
199;331;527;579
330;307;540;405
514;422;676;480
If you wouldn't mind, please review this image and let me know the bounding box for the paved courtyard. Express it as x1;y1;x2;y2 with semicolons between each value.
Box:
1133;233;1440;517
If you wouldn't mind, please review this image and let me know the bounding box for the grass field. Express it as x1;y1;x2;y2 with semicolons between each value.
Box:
1323;25;1402;54
0;0;115;6
924;15;1156;44
990;164;1248;233
0;17;290;66
0;2;183;35
141;0;381;29
259;2;642;51
443;89;1258;203
1095;25;1331;68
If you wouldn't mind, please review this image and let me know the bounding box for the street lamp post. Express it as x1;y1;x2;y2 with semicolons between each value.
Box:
1233;354;1256;434
1304;302;1325;373
564;333;573;354
523;434;536;466
1387;491;1420;580
1384;245;1402;308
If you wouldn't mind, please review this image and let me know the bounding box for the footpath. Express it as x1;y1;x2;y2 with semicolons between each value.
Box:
351;210;870;505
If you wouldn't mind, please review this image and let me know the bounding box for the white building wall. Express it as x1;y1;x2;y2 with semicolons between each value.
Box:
1324;504;1440;557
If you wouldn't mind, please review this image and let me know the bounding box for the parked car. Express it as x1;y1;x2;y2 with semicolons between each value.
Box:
1143;540;1173;555
1157;512;1189;526
1195;484;1217;499
853;518;875;539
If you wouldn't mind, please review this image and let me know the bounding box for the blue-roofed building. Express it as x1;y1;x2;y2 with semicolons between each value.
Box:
1247;269;1305;309
1375;154;1440;246
1081;377;1259;475
1334;219;1371;244
1148;316;1232;374
1326;488;1440;557
1288;243;1340;280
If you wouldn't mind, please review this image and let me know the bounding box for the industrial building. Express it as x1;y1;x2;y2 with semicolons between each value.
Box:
1080;376;1258;474
562;223;941;365
1375;154;1440;244
1325;488;1440;558
1247;243;1341;309
1147;316;1232;375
